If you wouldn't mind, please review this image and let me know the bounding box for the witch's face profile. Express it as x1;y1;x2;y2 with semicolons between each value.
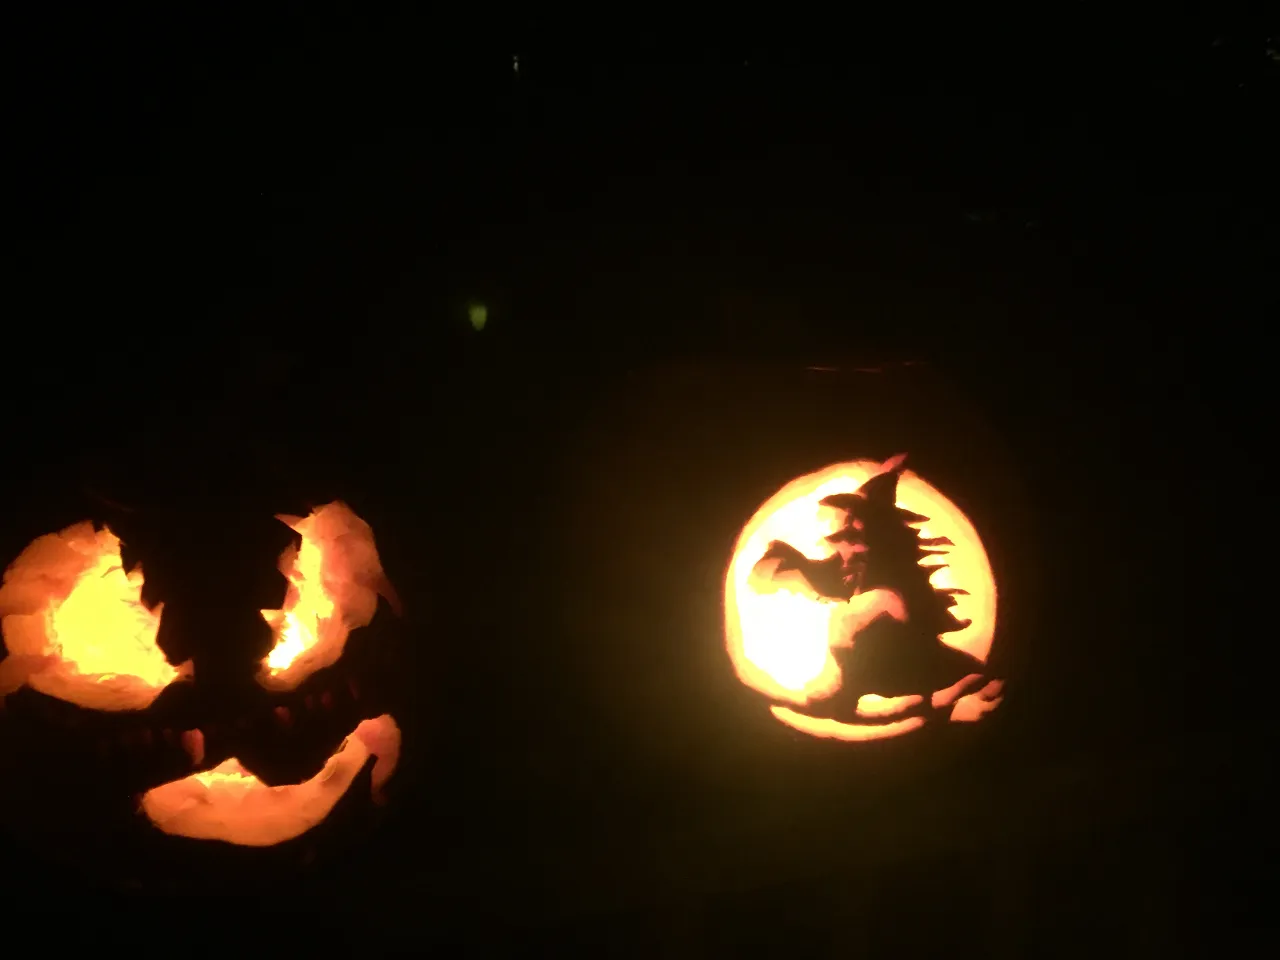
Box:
821;506;869;570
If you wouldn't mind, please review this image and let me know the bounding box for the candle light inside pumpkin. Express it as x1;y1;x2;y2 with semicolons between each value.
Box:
258;502;398;692
724;458;1001;741
0;524;190;710
140;714;401;846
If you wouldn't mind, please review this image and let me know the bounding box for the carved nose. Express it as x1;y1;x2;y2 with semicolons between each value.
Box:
167;604;277;680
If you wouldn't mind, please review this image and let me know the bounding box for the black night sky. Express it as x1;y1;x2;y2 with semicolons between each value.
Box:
2;10;1270;953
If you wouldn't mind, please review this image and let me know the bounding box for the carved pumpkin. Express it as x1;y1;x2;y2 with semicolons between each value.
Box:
0;500;406;883
725;454;1003;740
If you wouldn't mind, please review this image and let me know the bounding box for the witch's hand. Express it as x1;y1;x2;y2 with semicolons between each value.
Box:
761;540;806;566
749;543;819;597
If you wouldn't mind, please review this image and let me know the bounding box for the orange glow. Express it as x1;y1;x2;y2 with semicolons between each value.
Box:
856;693;924;718
724;459;1000;740
951;680;1005;723
770;705;926;741
932;672;986;710
258;502;396;691
140;714;401;847
0;523;189;710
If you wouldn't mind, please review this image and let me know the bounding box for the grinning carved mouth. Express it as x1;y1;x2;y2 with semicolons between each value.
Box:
1;628;406;847
134;618;407;847
141;713;400;848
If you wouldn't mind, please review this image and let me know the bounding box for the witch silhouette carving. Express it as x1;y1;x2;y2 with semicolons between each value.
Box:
738;454;1004;739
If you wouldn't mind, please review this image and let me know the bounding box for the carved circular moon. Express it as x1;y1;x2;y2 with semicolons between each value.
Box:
724;460;999;739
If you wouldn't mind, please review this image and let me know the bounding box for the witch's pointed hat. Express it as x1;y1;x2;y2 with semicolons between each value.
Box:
820;454;927;543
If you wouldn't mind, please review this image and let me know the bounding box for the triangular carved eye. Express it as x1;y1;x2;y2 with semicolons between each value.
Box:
257;501;400;692
0;523;192;711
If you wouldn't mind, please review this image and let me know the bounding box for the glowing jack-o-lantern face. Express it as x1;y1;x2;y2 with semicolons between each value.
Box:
0;501;404;850
725;455;1004;741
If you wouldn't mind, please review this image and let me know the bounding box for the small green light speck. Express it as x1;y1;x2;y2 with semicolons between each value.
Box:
468;303;488;331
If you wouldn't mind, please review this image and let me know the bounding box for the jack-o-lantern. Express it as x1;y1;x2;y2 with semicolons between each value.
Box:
725;454;1004;741
0;500;407;884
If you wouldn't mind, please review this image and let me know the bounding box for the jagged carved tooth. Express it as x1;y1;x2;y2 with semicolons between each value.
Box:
181;729;205;766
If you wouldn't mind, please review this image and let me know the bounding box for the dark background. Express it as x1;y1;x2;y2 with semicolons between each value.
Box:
2;9;1272;954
